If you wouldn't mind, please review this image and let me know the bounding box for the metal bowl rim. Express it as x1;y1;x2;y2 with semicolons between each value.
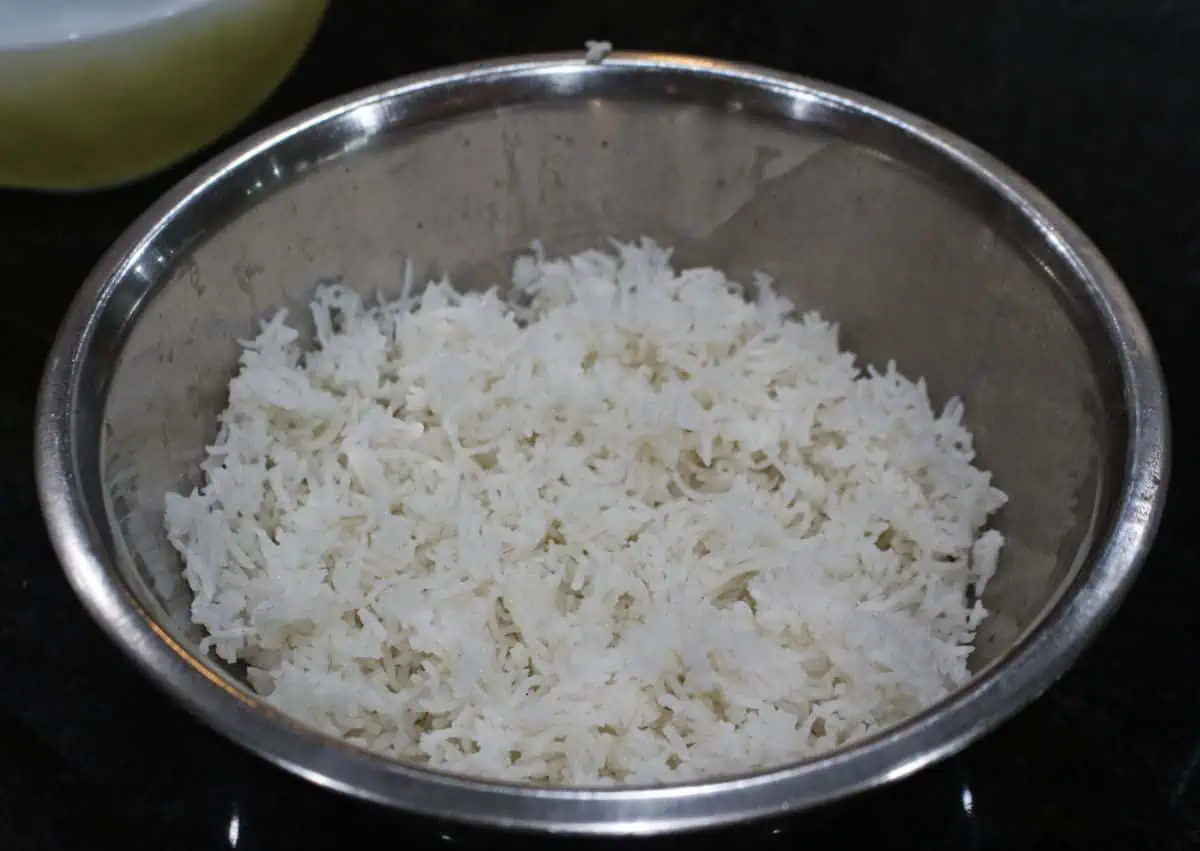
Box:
35;51;1170;835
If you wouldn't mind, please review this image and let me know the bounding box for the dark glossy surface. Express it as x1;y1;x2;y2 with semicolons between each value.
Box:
1;1;1197;848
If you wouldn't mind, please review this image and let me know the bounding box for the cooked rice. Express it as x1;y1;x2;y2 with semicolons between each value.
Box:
164;239;1006;784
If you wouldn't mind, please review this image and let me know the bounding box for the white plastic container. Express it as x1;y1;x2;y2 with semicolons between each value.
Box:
0;0;326;189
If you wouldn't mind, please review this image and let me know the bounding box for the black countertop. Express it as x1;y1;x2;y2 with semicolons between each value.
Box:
1;2;1197;849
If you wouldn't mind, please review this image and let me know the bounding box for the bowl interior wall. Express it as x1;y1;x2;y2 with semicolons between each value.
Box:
97;83;1120;695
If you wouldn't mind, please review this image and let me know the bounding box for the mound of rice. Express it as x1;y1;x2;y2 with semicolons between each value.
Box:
164;239;1007;784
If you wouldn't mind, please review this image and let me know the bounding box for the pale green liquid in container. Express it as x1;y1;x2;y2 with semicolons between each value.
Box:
0;0;326;190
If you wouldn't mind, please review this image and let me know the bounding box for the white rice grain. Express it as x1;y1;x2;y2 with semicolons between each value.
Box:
164;238;1007;784
584;40;613;64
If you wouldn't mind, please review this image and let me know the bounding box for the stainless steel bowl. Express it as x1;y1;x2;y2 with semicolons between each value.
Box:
36;53;1168;835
